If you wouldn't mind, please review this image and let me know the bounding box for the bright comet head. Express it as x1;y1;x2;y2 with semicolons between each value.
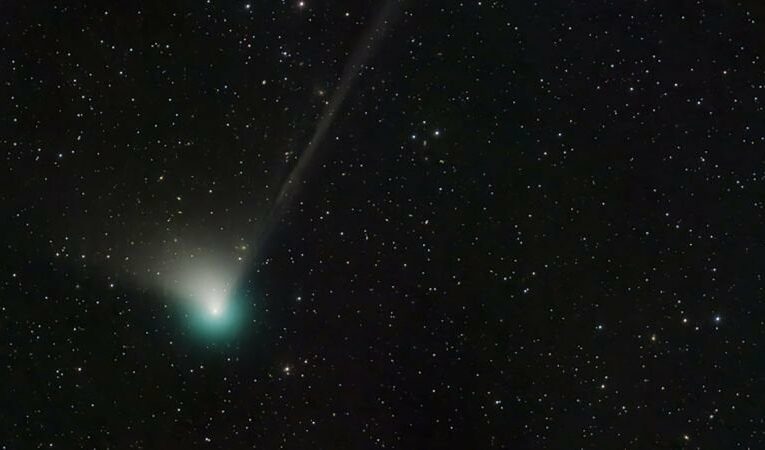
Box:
206;295;226;318
159;256;249;341
208;302;223;317
188;287;245;340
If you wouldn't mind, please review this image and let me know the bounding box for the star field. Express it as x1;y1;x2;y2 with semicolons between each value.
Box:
2;0;765;448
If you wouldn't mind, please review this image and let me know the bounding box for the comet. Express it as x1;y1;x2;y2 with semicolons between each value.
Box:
266;0;399;234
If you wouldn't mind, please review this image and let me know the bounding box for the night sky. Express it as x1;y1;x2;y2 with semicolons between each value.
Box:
2;0;765;448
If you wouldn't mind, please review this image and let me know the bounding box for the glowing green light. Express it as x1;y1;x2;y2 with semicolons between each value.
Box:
158;257;250;342
186;291;247;340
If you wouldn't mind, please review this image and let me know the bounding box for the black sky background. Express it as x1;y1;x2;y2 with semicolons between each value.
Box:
2;0;765;448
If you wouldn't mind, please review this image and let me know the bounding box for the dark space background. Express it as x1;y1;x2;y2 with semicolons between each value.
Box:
2;0;765;448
